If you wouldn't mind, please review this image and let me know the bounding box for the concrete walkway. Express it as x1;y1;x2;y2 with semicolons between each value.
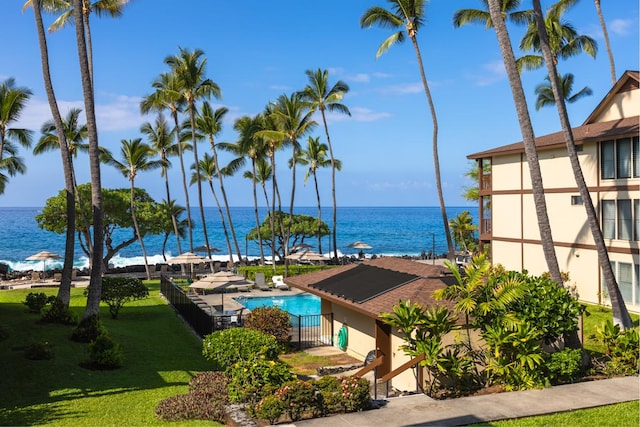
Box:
293;375;639;427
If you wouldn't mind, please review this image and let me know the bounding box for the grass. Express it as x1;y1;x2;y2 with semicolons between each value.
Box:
582;303;640;354
0;282;216;426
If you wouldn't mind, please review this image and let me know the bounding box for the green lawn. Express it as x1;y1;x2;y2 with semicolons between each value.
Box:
0;283;217;426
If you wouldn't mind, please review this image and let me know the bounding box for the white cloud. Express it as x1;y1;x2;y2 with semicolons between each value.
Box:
329;106;391;123
376;82;423;95
609;19;632;36
467;61;506;87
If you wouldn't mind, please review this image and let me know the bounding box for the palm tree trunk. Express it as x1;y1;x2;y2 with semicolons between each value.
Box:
131;181;151;280
410;36;455;261
207;180;233;266
82;7;93;88
312;170;323;252
320;111;337;260
164;171;182;255
594;0;616;85
72;0;103;319
251;159;265;265
32;0;75;306
190;108;213;272
285;144;296;277
172;110;193;251
269;150;278;269
532;0;631;329
487;0;563;284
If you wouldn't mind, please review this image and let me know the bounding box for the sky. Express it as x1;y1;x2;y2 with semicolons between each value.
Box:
0;0;638;208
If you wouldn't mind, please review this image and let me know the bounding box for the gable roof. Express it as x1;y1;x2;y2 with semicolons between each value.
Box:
285;257;456;320
467;70;639;160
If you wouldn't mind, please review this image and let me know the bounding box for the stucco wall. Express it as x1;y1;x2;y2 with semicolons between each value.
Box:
331;304;374;361
492;154;521;191
592;90;640;122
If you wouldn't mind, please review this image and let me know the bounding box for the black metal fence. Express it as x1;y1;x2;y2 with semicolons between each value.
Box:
289;313;334;350
161;275;215;337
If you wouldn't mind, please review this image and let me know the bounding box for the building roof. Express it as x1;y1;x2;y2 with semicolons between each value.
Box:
467;70;640;160
284;257;457;320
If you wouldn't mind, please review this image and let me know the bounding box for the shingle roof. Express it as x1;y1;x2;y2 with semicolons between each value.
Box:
285;257;457;320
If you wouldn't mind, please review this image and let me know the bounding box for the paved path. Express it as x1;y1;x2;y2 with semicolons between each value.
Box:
292;375;639;427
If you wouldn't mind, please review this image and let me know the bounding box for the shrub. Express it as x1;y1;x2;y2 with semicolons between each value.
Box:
154;392;226;423
313;375;343;414
244;306;292;349
227;357;294;404
202;328;280;370
71;314;106;343
41;298;77;325
546;348;583;384
275;379;318;421
24;340;54;360
189;371;229;401
594;321;640;376
84;276;149;319
24;292;55;314
253;394;285;425
82;333;123;370
339;375;371;412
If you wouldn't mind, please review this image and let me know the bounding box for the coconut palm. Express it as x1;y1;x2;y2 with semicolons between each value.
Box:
102;138;164;280
299;68;350;261
159;199;187;261
140;113;183;256
140;72;194;251
0;78;33;162
517;0;597;72
23;0;130;85
165;47;221;259
361;0;455;261
70;0;104;319
453;0;531;29
191;101;243;263
534;72;592;110
531;0;632;329
448;210;478;254
29;0;77;307
266;93;316;273
485;0;563;284
0;144;26;195
294;136;340;253
243;157;272;262
594;0;616;85
190;153;233;266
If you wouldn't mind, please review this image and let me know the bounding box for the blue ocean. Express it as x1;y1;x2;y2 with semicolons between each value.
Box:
0;206;475;272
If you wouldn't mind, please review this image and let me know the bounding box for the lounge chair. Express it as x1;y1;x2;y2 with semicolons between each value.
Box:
254;272;272;291
272;275;289;290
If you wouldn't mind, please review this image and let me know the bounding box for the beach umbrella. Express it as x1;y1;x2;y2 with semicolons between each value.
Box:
26;250;62;273
190;271;249;312
290;243;313;252
347;241;372;249
168;252;207;278
285;250;329;263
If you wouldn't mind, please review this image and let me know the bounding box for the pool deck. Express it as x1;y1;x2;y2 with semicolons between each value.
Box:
196;285;306;312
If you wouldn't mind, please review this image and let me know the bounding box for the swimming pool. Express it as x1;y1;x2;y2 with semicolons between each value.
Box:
234;294;320;316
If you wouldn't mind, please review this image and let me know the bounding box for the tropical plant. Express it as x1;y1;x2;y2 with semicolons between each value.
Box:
448;210;478;254
529;0;632;329
0;77;33;163
361;0;454;260
93;276;149;319
102;138;164;280
299;68;351;261
158;199;187;261
534;72;592;110
453;0;532;29
165;47;222;257
0;144;27;196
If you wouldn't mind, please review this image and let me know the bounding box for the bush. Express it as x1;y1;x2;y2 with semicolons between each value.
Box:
313;376;343;415
82;333;123;370
188;371;229;400
24;292;56;314
244;306;292;349
202;328;280;370
71;314;106;343
339;375;371;412
227;357;294;404
546;348;582;384
154;392;226;423
275;379;318;421
594;321;639;376
253;394;285;425
41;298;77;325
85;276;149;319
24;340;54;360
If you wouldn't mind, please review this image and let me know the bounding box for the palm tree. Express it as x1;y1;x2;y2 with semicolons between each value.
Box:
299;68;350;261
485;0;563;284
190;152;233;266
23;0;130;85
71;0;104;319
243;157;272;263
449;211;478;254
224;114;269;265
530;0;632;329
140;113;183;256
191;101;243;263
294;136;340;253
361;0;455;261
0;78;33;162
165;47;222;259
102;138;164;280
594;0;616;85
517;0;597;72
453;0;531;28
158;200;187;261
29;0;77;308
267;93;316;273
534;72;592;110
140;72;194;250
0;144;27;195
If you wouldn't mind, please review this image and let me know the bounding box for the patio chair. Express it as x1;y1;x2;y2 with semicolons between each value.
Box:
272;275;289;290
254;272;272;291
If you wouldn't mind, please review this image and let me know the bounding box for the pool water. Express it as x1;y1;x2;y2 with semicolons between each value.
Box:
234;294;320;316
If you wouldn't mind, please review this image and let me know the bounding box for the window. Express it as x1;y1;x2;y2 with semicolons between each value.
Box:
602;200;615;239
571;195;583;205
636;264;640;305
600;137;638;179
602;199;638;241
618;263;633;305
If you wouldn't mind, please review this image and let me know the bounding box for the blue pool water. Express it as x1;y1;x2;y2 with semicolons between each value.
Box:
234;294;320;316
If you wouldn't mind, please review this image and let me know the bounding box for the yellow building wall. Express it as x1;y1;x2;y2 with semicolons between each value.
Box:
492;195;522;237
592;90;640;122
492;154;522;191
331;304;373;361
492;241;523;272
